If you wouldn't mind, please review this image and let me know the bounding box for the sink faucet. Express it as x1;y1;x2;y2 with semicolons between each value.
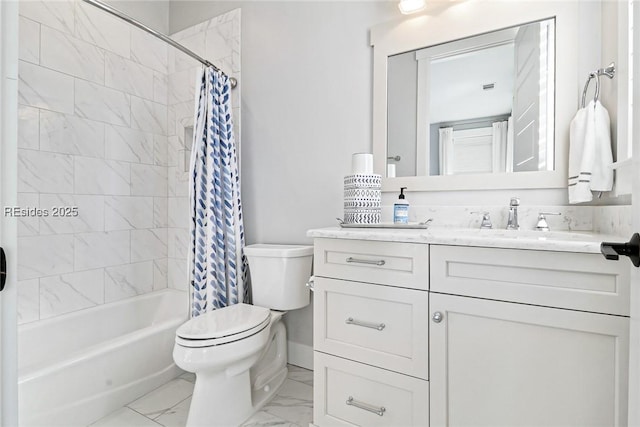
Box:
506;197;520;230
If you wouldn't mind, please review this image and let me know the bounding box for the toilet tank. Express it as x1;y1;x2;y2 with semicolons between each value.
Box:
244;244;313;310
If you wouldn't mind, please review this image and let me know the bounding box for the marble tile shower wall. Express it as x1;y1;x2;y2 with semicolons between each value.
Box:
165;9;241;293
16;0;170;324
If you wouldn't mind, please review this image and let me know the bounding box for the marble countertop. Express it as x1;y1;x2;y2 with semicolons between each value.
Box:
307;226;627;254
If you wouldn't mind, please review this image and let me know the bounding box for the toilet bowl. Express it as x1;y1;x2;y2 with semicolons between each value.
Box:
173;244;313;427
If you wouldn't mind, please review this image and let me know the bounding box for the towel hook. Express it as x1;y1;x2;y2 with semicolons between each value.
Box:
600;62;616;79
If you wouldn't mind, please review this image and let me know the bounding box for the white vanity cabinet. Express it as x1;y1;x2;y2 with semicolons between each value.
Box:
429;293;629;427
310;236;630;427
430;245;630;316
312;238;430;426
429;245;630;427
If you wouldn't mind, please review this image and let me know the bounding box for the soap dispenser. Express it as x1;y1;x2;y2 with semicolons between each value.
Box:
393;187;409;224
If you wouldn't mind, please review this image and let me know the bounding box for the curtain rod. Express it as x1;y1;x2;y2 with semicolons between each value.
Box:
81;0;238;89
437;113;511;130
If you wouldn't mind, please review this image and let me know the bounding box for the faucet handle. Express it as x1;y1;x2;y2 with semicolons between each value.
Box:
509;197;520;207
470;211;492;229
536;212;562;231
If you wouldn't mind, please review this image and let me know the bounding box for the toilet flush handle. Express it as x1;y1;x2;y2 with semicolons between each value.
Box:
305;276;315;292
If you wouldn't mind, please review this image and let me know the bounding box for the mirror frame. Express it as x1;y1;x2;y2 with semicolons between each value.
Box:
371;1;579;192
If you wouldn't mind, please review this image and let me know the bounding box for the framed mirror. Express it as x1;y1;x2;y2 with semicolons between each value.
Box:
371;1;579;192
388;19;555;177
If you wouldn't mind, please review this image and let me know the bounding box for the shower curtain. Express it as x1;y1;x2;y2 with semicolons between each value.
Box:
189;67;248;317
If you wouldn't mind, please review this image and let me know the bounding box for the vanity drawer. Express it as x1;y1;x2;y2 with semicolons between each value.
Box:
313;238;429;290
431;245;630;315
313;277;429;379
313;352;429;427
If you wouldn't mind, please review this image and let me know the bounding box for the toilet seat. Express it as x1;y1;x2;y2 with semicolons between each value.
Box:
175;303;272;348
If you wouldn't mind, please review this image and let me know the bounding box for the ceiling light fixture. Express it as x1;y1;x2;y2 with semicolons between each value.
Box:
398;0;426;14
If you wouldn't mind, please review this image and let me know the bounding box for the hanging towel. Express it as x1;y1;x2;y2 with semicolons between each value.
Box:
591;101;614;191
568;100;613;204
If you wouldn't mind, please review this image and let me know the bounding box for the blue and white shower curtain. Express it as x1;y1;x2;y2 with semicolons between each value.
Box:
189;67;248;317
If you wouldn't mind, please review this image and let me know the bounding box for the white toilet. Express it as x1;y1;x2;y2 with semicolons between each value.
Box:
173;244;313;427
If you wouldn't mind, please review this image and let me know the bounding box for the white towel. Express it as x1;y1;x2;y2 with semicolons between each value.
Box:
591;101;614;191
568;100;613;204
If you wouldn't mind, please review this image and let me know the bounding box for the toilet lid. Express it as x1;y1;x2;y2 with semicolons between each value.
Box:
176;303;271;340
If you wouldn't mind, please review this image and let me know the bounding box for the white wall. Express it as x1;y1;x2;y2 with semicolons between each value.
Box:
167;0;630;367
170;0;395;368
171;1;629;221
169;0;629;225
170;1;396;244
104;0;170;34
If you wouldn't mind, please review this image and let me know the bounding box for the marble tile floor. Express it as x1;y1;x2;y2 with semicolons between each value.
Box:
90;365;313;427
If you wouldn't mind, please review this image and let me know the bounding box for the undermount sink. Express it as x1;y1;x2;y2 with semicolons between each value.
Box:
429;227;611;244
309;225;623;255
465;228;598;240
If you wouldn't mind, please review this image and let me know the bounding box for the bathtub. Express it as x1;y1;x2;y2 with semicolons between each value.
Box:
18;289;188;427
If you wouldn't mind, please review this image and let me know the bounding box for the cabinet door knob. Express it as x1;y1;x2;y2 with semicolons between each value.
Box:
432;311;443;323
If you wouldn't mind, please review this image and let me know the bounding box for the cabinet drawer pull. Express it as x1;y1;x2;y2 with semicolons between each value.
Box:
346;396;386;416
346;257;386;266
345;317;386;331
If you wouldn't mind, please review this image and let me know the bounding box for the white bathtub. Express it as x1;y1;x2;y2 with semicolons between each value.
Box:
18;289;188;427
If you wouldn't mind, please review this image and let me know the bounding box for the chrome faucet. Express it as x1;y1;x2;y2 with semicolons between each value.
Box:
506;197;520;230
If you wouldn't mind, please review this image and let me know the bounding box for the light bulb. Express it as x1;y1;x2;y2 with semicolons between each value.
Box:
398;0;426;14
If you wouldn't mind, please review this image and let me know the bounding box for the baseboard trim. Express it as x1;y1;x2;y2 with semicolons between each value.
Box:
286;341;313;370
